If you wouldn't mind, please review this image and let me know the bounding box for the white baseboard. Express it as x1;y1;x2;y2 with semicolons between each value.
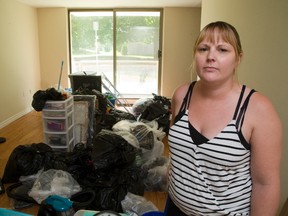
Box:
0;107;33;129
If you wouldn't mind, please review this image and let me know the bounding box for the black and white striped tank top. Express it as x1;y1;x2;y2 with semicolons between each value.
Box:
168;82;256;215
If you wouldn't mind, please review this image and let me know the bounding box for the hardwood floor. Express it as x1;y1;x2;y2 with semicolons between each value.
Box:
0;111;167;215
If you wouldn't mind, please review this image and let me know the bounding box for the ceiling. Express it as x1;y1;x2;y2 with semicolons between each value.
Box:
17;0;202;8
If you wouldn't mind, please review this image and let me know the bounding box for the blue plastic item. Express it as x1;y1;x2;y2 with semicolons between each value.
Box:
142;211;164;216
45;195;73;212
0;208;32;216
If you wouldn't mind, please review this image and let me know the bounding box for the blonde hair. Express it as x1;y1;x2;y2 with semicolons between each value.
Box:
191;21;243;79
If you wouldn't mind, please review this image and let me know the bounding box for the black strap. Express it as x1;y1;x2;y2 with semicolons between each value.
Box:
6;182;37;204
236;89;256;130
178;81;196;114
173;82;195;124
232;85;246;120
71;189;96;210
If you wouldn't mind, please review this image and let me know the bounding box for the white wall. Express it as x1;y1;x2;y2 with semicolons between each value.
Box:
201;0;288;212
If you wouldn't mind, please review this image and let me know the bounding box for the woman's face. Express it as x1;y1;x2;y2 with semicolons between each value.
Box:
195;30;238;84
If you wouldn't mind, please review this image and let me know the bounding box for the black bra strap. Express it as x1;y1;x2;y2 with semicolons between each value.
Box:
178;81;196;114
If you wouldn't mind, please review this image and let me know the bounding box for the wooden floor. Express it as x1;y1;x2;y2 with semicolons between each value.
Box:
0;111;168;215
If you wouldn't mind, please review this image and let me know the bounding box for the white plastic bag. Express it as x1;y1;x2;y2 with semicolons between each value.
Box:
28;169;81;204
121;192;158;215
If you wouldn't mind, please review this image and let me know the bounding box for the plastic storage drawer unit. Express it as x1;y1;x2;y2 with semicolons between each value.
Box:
42;96;75;152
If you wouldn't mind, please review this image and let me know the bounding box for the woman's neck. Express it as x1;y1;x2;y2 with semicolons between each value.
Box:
195;80;240;100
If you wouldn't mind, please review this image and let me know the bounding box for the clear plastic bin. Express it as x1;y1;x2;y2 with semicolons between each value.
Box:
43;97;73;110
45;127;74;146
42;110;66;118
45;119;66;131
45;133;67;145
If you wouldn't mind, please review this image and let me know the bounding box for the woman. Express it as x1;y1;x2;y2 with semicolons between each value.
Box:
165;21;282;215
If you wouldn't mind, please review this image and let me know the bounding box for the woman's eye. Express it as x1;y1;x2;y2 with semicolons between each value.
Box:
219;48;228;52
197;47;208;52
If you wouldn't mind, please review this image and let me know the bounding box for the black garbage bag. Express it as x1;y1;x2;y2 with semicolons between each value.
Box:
93;183;127;212
139;101;166;121
152;93;171;109
71;189;96;211
66;143;95;183
122;166;146;196
87;165;145;212
139;101;170;133
31;90;48;112
138;94;171;134
92;130;138;171
109;109;136;122
44;151;70;172
97;109;137;132
32;88;64;111
2;143;53;183
55;139;145;212
97;113;118;131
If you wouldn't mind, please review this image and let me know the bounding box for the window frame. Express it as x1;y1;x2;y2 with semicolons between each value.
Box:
68;8;163;99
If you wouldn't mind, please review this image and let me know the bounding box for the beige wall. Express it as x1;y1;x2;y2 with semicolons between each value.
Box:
38;8;69;90
201;0;288;212
161;7;201;96
0;0;40;128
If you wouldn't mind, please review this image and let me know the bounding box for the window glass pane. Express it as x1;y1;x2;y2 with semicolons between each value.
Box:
70;11;114;82
115;11;160;97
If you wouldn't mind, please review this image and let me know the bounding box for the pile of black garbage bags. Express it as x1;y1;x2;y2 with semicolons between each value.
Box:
4;91;171;214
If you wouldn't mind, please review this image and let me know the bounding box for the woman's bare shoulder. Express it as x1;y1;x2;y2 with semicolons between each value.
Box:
246;87;281;126
172;82;191;99
248;89;277;114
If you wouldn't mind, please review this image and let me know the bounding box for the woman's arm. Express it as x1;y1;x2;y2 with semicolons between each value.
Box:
248;93;282;216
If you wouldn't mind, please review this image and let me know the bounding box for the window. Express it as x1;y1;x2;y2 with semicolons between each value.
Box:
69;9;162;98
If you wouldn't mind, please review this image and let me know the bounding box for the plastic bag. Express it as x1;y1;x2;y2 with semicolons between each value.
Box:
2;143;53;183
6;170;45;209
28;169;81;204
112;120;135;132
140;140;164;164
138;95;171;134
121;192;158;215
112;120;166;150
142;156;169;192
131;124;154;150
92;130;138;170
142;121;166;141
131;98;153;117
114;130;140;149
32;88;64;111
